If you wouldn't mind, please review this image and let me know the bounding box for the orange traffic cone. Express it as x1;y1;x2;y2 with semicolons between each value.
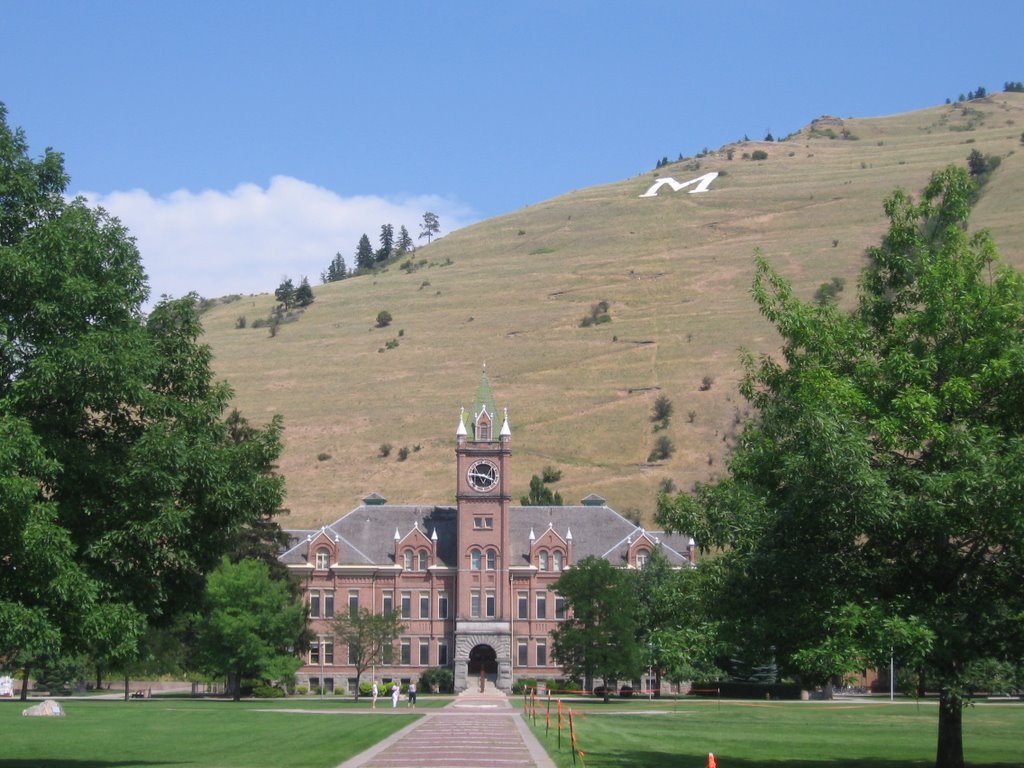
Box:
707;753;717;768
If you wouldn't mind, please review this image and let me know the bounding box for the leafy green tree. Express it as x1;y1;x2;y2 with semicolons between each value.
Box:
657;165;1024;768
419;211;440;244
520;474;563;506
294;276;314;307
355;233;375;270
377;223;394;262
321;252;347;283
551;556;641;700
331;608;406;699
274;276;295;308
0;104;286;684
395;225;414;256
375;310;392;328
195;557;305;700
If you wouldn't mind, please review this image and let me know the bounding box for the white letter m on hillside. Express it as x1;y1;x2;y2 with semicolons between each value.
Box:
639;172;719;198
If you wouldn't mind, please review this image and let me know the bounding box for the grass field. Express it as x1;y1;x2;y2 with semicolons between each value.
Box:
1;696;437;768
522;697;1024;768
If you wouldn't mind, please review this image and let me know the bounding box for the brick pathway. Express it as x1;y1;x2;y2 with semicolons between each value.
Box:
336;690;555;768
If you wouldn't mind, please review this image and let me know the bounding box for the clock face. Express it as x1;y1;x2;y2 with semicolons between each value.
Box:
467;460;499;492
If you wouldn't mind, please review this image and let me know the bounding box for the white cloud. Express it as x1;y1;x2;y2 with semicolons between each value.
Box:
80;177;476;307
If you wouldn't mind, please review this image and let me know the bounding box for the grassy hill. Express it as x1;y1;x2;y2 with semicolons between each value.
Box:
198;93;1024;530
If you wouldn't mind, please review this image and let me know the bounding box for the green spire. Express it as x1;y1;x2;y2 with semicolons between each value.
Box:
464;364;499;441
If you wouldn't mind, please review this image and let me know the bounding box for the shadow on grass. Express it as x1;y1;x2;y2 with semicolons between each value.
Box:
0;762;177;768
591;750;1024;768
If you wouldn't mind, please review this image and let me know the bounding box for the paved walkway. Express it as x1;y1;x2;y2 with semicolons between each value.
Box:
337;688;555;768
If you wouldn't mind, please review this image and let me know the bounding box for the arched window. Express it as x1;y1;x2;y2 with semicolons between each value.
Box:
315;547;330;570
403;550;413;570
539;551;549;571
636;549;649;569
486;549;497;571
470;548;481;570
552;550;563;571
418;550;429;571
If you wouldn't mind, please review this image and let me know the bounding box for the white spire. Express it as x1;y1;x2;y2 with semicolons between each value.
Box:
431;528;438;541
394;528;400;541
500;407;511;438
566;528;573;541
456;407;467;438
529;528;536;541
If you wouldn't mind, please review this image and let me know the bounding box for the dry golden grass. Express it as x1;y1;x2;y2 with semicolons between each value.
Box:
200;94;1024;529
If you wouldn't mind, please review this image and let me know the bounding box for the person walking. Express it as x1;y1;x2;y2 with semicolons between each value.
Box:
407;681;417;708
391;682;400;709
371;681;378;709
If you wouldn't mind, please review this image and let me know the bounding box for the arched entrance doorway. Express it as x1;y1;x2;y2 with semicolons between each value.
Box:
468;644;498;677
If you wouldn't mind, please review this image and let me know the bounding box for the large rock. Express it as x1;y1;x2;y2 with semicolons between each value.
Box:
22;699;65;717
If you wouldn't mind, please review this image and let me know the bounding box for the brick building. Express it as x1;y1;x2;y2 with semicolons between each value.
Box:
279;371;695;693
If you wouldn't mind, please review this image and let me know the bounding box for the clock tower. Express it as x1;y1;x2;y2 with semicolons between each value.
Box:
453;367;513;691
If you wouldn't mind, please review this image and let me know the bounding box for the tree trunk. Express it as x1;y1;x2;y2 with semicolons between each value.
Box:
19;665;30;701
935;690;964;768
123;670;130;702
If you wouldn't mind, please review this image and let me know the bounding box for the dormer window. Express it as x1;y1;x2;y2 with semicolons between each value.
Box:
403;550;413;570
539;551;549;571
418;550;429;570
636;549;649;569
552;551;563;571
476;413;492;441
315;547;330;570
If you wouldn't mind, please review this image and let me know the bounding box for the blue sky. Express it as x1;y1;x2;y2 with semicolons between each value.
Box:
3;1;1020;303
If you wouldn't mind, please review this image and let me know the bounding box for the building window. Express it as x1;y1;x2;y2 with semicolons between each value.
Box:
382;591;393;616
309;590;320;618
324;590;334;619
536;641;547;666
418;550;429;570
401;592;412;619
419;591;430;619
538;551;549;571
470;589;481;618
517;590;528;620
470;549;481;570
315;547;330;570
636;549;649;569
419;640;430;666
310;642;320;665
555;595;566;620
400;639;411;665
475;516;493;530
485;589;495;618
438;641;449;666
553;551;563;571
404;550;413;570
382;642;393;665
348;590;359;617
486;549;497;571
536;592;547;620
477;420;492;441
438;591;449;619
517;640;528;666
324;638;334;665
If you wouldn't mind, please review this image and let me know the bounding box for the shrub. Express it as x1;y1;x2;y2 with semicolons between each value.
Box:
397;446;410;461
581;299;611;327
648;435;675;462
750;149;768;161
235;315;247;329
420;667;454;694
317;453;331;462
295;685;308;695
376;310;392;327
651;394;673;425
379;443;392;458
541;465;562;483
253;684;285;698
699;375;715;391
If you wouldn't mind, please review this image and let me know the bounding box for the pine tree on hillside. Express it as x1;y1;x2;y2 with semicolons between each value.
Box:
355;234;375;270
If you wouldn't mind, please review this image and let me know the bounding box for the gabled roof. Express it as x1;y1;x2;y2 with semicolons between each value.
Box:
280;503;693;570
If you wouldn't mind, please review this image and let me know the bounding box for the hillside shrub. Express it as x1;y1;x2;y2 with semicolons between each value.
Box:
648;435;675;462
376;310;392;327
750;150;768;161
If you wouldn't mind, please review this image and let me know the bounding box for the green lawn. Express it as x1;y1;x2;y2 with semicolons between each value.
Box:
1;696;435;768
522;698;1024;768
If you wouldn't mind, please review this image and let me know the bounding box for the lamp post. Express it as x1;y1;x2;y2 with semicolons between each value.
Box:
648;642;653;701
